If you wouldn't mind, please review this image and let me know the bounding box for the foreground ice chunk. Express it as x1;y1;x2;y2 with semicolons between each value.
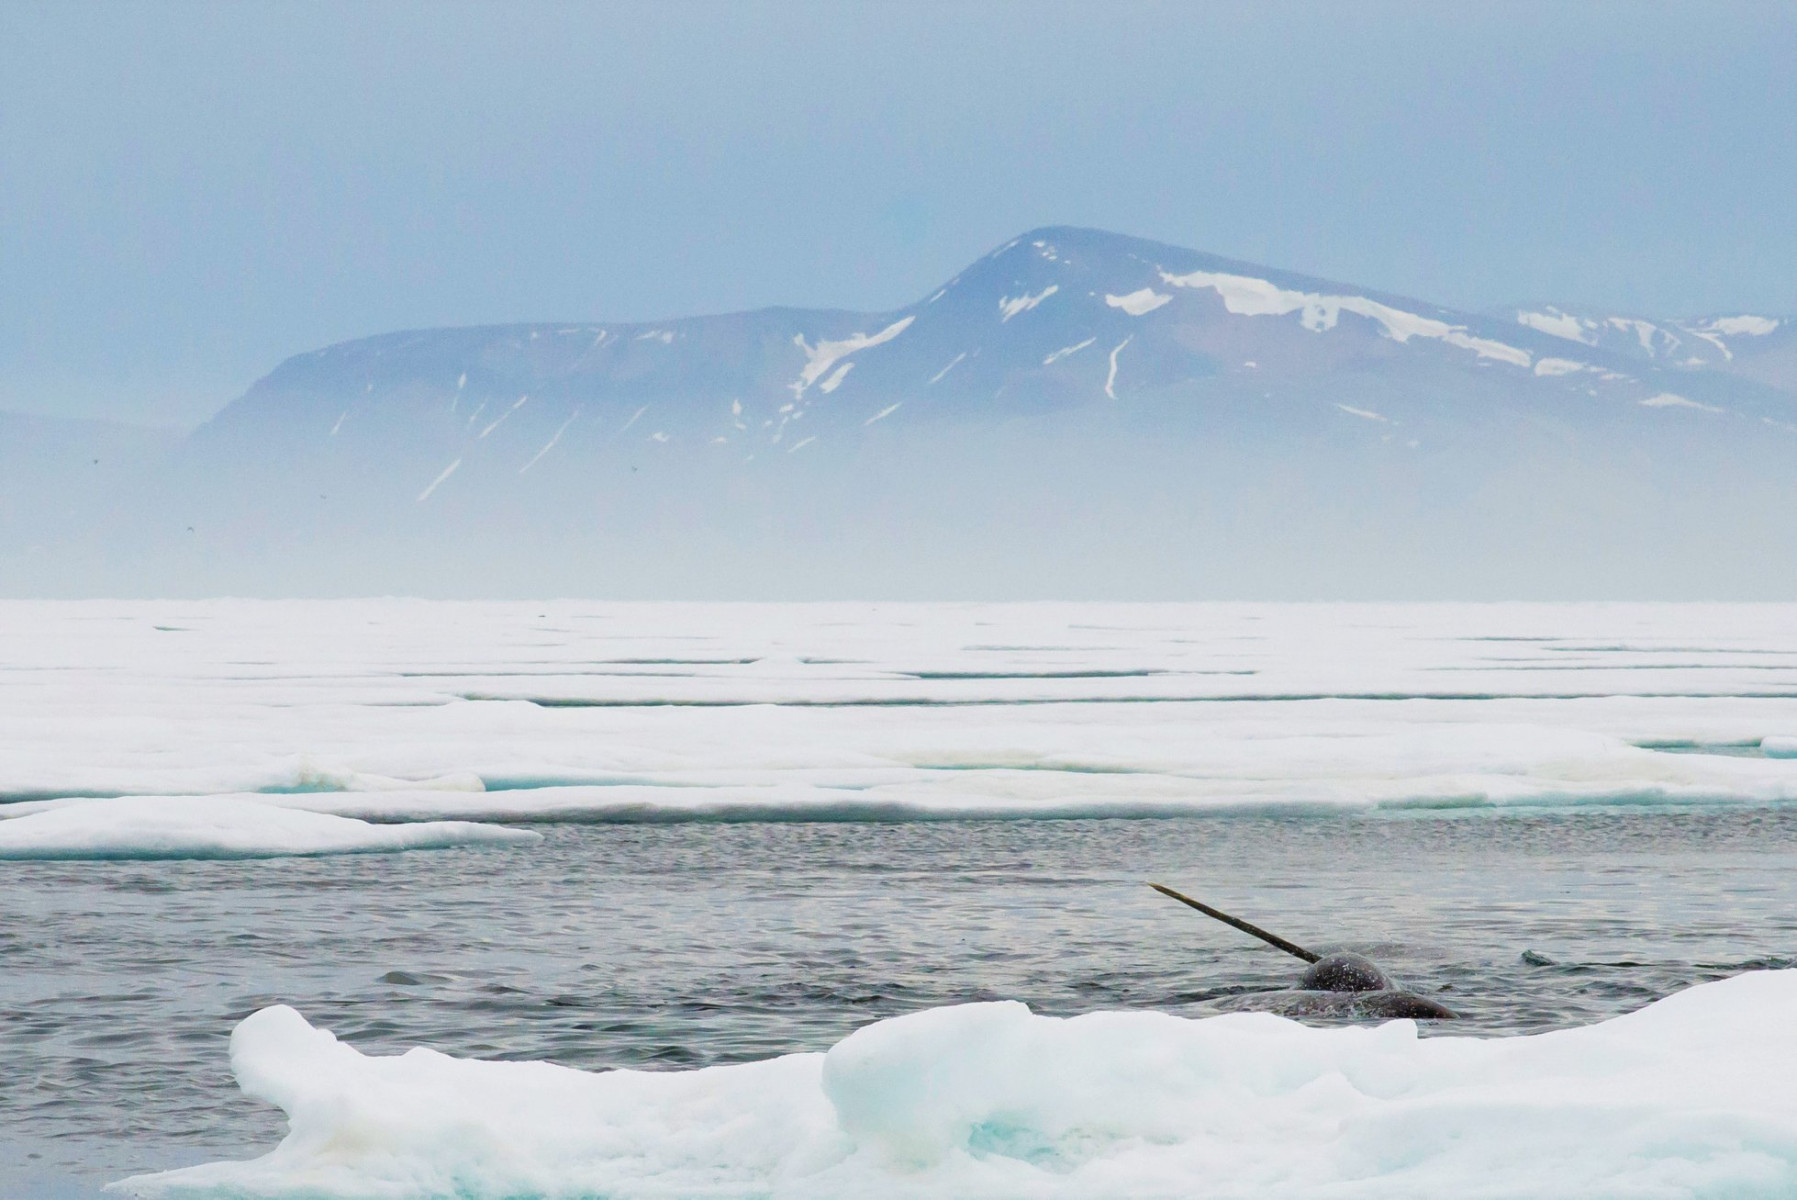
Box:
119;971;1797;1198
0;795;538;860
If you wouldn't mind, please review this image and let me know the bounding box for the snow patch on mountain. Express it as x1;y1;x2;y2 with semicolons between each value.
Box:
1703;316;1781;337
1517;308;1596;344
790;317;915;400
819;362;854;394
479;395;528;439
520;411;580;474
1043;338;1097;365
929;352;967;385
1105;289;1172;316
1605;317;1672;356
1160;269;1532;367
1105;337;1131;400
416;459;461;502
999;286;1059;322
1641;393;1722;412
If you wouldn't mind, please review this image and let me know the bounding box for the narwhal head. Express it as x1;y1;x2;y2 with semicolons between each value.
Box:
1300;951;1393;993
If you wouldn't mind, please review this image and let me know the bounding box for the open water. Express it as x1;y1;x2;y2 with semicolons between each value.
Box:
7;807;1797;1197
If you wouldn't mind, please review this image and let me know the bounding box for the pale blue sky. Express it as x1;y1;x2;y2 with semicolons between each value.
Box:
5;0;1795;426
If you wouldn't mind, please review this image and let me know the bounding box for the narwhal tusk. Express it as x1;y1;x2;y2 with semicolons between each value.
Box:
1148;883;1321;964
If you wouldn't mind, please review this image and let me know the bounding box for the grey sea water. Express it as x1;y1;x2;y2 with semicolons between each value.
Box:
6;808;1797;1198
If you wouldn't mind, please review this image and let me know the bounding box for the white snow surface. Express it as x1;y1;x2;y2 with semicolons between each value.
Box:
0;795;536;860
1703;315;1780;337
1042;337;1096;365
120;970;1797;1198
3;602;1797;826
790;318;914;399
1104;337;1130;399
927;352;966;385
1160;269;1533;367
1516;308;1596;344
1533;357;1590;377
997;285;1058;321
414;458;461;502
519;410;580;474
1104;288;1171;316
1641;393;1722;412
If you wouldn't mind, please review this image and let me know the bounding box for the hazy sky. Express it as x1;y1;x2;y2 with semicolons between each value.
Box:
6;0;1796;427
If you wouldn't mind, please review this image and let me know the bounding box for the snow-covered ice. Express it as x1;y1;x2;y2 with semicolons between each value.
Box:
1;602;1795;830
0;795;536;860
118;970;1797;1198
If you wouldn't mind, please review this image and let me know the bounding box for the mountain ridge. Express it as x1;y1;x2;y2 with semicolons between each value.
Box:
9;226;1796;598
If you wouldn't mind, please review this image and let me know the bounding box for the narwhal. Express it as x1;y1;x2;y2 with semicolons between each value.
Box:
1149;883;1458;1020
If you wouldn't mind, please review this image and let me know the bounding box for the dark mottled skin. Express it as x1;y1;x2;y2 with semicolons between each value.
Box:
1300;952;1393;993
1221;951;1460;1020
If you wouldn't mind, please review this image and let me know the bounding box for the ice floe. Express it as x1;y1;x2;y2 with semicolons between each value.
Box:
0;795;537;860
3;602;1795;825
118;970;1797;1198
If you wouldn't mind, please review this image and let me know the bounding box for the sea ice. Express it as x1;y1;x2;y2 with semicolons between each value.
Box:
2;602;1794;825
118;970;1797;1198
0;795;538;860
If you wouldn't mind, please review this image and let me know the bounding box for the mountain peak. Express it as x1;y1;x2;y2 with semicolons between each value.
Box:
13;227;1797;597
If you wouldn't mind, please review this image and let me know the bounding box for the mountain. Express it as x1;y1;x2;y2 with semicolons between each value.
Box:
1508;305;1797;394
13;227;1797;597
